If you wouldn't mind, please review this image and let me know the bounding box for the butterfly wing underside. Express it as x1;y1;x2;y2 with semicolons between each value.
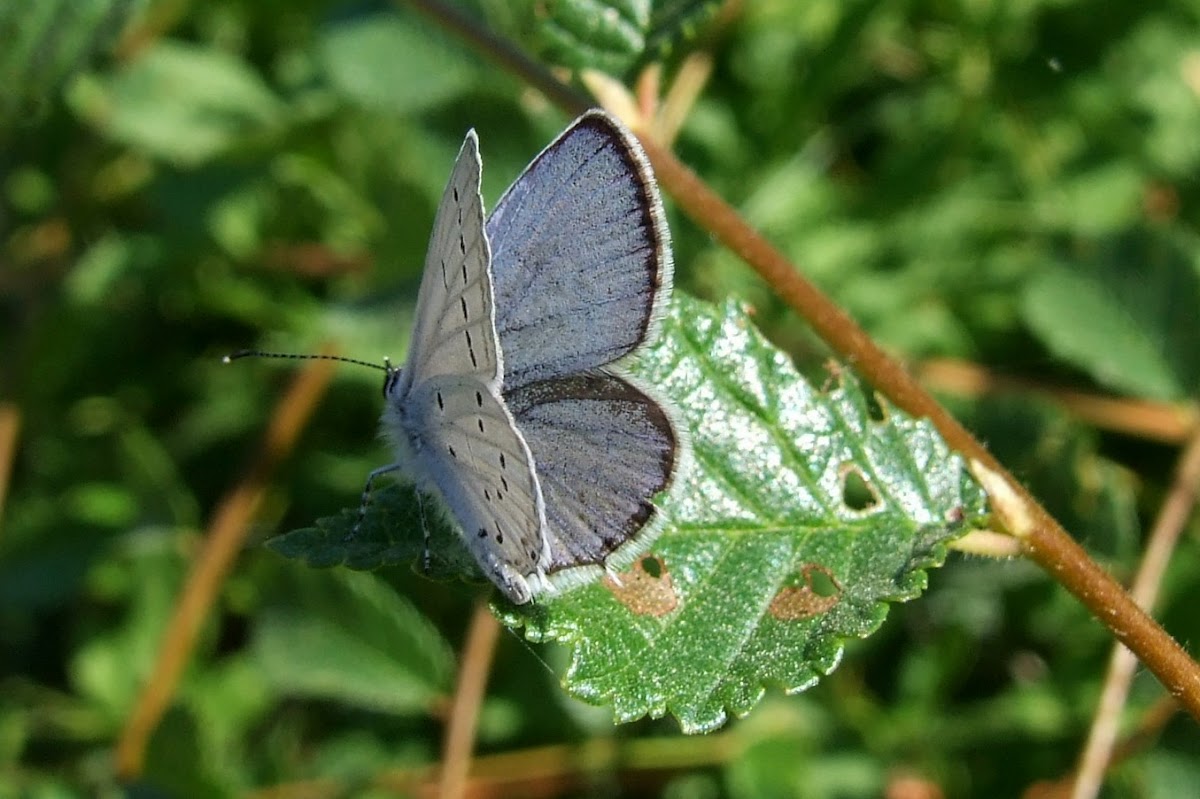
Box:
399;130;500;391
386;130;550;604
404;375;551;604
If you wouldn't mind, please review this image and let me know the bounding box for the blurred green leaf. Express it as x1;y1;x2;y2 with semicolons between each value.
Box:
70;40;285;166
69;534;189;724
318;14;478;114
1139;751;1200;799
1042;164;1144;235
1022;231;1200;401
253;567;454;715
140;707;232;799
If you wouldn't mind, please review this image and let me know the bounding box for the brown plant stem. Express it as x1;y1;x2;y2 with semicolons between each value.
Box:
1069;429;1200;799
114;353;337;779
249;733;741;799
0;403;20;536
402;0;1200;720
438;601;502;799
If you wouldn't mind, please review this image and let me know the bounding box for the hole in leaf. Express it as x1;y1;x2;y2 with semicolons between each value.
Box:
640;555;662;578
805;566;839;597
840;466;879;511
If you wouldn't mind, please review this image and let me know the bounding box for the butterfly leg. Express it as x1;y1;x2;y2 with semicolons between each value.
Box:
347;462;401;541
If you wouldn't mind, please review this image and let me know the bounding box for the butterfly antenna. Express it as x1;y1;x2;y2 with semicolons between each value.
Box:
224;349;390;372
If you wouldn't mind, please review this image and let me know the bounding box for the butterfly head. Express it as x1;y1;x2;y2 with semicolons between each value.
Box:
381;357;402;398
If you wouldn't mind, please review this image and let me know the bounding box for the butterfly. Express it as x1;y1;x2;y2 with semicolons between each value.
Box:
378;110;679;604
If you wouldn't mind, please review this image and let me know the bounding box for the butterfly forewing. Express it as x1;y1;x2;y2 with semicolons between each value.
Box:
386;128;549;605
401;130;500;393
487;111;672;391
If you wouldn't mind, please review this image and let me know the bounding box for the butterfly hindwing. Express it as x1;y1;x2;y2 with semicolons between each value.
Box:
506;371;677;573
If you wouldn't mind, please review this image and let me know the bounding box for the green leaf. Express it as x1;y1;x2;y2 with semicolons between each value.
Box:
535;0;721;75
70;40;285;166
1021;231;1200;401
266;482;479;579
272;294;985;732
252;567;454;715
317;14;478;114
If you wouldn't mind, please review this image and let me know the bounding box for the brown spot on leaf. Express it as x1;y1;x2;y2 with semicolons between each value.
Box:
603;555;678;617
769;564;842;621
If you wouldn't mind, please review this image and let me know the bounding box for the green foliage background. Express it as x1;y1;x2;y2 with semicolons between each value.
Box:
3;0;1200;796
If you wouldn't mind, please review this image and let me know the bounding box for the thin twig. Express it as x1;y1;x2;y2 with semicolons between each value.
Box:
1070;429;1200;799
1032;695;1180;799
0;403;20;537
919;358;1197;444
114;353;337;778
249;733;741;798
438;601;502;799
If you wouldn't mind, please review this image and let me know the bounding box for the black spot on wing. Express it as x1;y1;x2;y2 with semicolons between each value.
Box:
464;329;477;368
